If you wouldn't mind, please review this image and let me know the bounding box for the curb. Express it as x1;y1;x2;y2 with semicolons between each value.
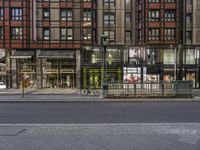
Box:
0;98;199;103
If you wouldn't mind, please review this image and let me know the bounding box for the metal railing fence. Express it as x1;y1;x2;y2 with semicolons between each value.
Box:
103;81;193;98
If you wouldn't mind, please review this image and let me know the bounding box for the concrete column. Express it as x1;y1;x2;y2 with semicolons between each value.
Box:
11;49;17;88
76;49;81;89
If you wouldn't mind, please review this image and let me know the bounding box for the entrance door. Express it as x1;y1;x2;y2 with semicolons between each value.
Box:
60;73;75;88
89;73;100;89
186;72;195;88
46;73;58;88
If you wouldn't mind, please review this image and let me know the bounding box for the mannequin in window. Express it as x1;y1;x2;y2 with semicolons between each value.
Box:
107;53;113;65
91;53;96;64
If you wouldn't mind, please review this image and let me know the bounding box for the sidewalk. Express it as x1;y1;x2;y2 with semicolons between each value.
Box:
0;88;199;102
0;88;79;95
0;123;200;150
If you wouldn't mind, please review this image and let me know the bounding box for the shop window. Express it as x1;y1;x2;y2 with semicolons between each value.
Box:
184;49;195;64
164;49;175;64
106;49;121;64
146;49;157;64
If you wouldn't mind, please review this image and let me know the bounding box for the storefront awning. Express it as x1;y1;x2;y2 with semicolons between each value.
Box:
38;50;74;59
11;51;35;59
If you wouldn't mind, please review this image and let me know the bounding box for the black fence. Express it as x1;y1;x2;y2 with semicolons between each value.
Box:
103;81;193;98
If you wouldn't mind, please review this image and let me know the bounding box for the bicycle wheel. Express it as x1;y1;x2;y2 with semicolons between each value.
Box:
80;88;88;96
93;88;101;96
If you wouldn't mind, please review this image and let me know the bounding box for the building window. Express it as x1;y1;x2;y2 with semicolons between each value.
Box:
186;0;192;5
83;9;92;21
125;13;131;24
164;28;176;40
83;28;92;40
104;30;115;43
104;0;115;8
165;10;176;21
186;31;192;44
11;8;22;20
164;49;175;64
11;27;22;40
148;0;159;3
184;49;195;64
43;9;50;20
125;0;131;5
125;31;131;44
60;28;73;40
148;28;159;40
148;10;160;21
146;49;157;64
0;27;3;40
0;8;3;20
104;13;115;27
43;28;50;40
60;9;73;21
165;0;176;3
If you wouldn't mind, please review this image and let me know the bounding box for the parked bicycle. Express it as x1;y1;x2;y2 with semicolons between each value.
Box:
80;85;100;96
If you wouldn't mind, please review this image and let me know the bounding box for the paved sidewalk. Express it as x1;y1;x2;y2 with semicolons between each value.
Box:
0;88;199;102
0;123;200;150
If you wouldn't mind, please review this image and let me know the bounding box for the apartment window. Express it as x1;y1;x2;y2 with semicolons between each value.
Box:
104;13;115;26
83;9;92;21
148;10;160;21
186;31;192;44
0;8;3;20
43;9;50;20
104;30;115;43
0;27;3;40
61;28;73;40
125;13;131;24
186;14;192;23
83;28;92;40
164;28;176;40
125;31;131;43
126;0;131;5
43;28;50;40
186;0;192;5
11;8;22;20
165;10;176;21
165;0;176;2
60;9;73;21
148;28;159;40
11;27;22;40
104;0;115;8
148;0;159;3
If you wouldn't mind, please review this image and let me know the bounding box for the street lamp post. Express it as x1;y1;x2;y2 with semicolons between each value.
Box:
100;35;108;98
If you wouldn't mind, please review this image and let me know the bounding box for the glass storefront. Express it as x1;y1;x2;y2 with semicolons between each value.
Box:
42;59;76;88
17;58;36;88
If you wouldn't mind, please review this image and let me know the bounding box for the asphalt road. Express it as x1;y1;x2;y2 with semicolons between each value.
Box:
0;102;200;123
